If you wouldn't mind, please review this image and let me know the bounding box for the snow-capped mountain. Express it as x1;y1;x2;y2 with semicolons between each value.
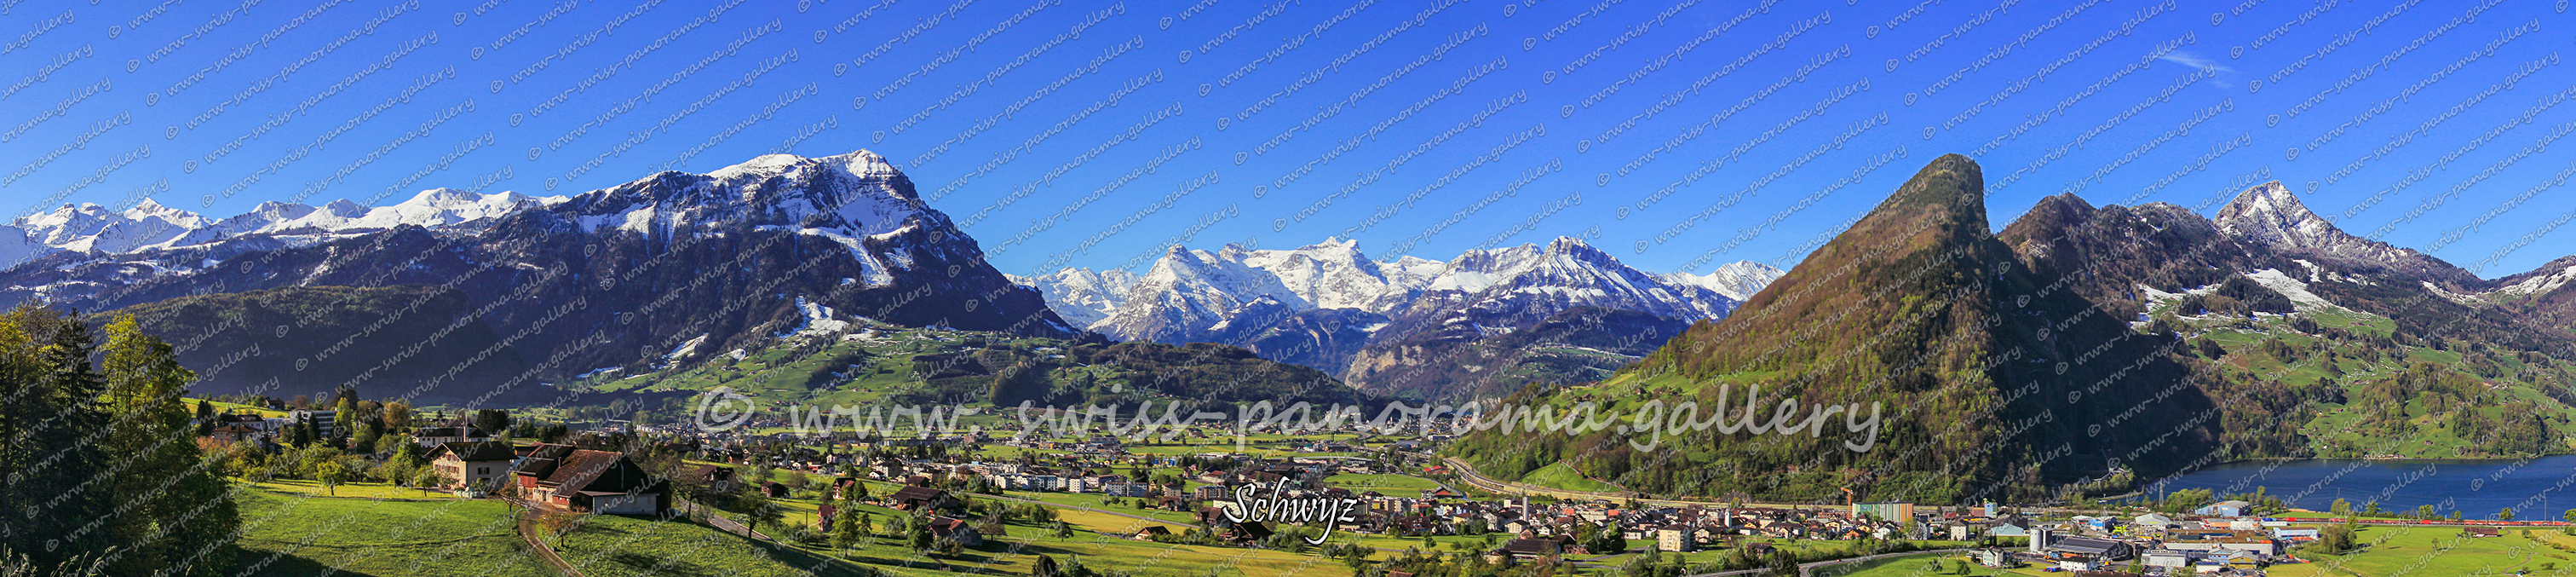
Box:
1662;261;1786;301
1006;268;1137;327
267;188;565;235
1090;245;1317;344
1229;238;1440;314
1034;237;1766;342
1019;236;1777;399
0;227;46;271
2496;256;2576;298
0;188;569;268
2214;182;2480;288
556;151;941;287
14;199;210;254
1404;237;1743;328
0;149;1077;401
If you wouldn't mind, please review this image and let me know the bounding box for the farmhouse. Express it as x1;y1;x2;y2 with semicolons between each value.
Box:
926;516;983;546
507;444;669;516
886;486;959;512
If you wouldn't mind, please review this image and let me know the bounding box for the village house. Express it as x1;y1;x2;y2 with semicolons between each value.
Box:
683;465;739;496
1654;524;1695;552
886;486;959;513
429;440;517;491
507;443;669;516
926;516;983;546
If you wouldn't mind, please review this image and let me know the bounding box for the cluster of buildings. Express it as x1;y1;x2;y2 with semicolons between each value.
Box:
198;406;676;517
1974;509;2301;575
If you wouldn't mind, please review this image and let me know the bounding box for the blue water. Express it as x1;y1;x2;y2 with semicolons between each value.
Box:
2141;456;2576;518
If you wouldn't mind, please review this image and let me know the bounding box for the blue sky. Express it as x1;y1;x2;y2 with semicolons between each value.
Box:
4;0;2574;279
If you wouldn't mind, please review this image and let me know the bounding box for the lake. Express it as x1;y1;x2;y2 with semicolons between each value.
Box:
2140;456;2576;519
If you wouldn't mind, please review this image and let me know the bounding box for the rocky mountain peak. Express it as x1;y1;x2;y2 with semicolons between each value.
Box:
561;149;931;264
1871;153;1989;234
2214;182;2337;248
2212;182;2479;287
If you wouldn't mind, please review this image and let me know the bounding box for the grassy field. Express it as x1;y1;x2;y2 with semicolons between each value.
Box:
230;489;552;577
2268;526;2576;576
248;479;464;500
1813;552;1972;577
552;513;900;577
635;487;1351;576
188;397;290;418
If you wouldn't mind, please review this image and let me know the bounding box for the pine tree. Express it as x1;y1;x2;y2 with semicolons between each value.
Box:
909;516;934;551
0;307;113;570
194;399;216;436
831;509;863;550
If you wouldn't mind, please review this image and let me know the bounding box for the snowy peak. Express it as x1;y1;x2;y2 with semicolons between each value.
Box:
14;200;208;253
120;199;209;228
2213;181;2477;286
1664;261;1787;301
2215;182;2412;263
0;226;47;269
246;189;561;238
1009;268;1138;327
1042;235;1775;346
708;150;902;183
0;188;572;268
566;149;924;240
2495;255;2576;298
1229;237;1421;313
2214;182;2341;250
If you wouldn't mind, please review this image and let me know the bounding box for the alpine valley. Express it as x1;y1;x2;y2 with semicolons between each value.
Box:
15;150;2576;505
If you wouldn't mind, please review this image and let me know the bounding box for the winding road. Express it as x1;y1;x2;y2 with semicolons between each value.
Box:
503;497;592;577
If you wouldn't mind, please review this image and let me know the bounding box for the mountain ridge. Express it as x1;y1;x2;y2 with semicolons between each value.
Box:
1450;154;2229;502
0;149;1079;402
1017;235;1780;401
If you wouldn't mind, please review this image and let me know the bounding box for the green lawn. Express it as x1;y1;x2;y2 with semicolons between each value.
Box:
2271;527;2574;576
187;397;289;418
231;488;551;577
249;479;465;499
551;513;895;577
1814;552;1978;576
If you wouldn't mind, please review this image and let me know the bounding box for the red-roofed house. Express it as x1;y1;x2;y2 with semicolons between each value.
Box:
507;443;668;515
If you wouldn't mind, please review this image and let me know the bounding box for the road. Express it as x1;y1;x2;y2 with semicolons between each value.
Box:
1683;548;1976;577
503;497;593;577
